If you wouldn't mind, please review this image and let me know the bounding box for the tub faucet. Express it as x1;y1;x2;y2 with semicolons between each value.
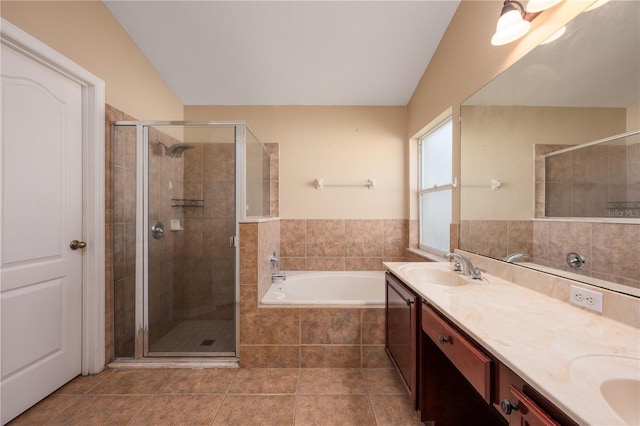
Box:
503;253;531;263
444;253;483;280
270;252;279;269
272;272;286;281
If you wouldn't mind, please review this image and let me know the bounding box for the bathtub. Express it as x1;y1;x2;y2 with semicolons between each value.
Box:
261;270;386;305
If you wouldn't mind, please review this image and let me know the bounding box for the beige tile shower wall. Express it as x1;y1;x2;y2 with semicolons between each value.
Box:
279;219;408;271
106;105;138;361
182;143;236;321
539;143;639;218
460;219;640;292
147;128;185;342
238;220;388;368
534;144;572;218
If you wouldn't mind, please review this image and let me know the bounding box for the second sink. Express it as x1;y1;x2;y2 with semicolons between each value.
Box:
600;378;640;425
396;263;467;286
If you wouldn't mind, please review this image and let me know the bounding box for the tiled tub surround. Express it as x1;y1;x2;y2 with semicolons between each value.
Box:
239;220;389;368
386;260;640;425
279;219;409;271
460;219;640;292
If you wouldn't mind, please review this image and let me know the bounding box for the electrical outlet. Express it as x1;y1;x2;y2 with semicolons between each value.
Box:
570;285;603;313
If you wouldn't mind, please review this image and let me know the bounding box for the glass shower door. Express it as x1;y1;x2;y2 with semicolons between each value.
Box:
146;124;237;356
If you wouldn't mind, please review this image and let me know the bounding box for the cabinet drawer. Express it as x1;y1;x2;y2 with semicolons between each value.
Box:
422;303;492;402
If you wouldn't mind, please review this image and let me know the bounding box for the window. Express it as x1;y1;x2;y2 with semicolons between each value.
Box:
418;115;453;253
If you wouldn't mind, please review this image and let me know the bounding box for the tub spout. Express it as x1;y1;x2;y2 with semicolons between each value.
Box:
272;272;286;281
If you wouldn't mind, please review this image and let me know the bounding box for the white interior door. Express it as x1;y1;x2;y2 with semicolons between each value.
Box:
1;42;84;424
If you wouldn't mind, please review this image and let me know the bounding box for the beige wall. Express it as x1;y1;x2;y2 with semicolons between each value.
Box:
460;106;626;220
2;0;601;223
185;106;408;219
1;1;183;121
406;0;592;222
628;102;640;131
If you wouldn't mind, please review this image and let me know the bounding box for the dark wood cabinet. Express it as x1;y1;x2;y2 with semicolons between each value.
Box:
385;272;419;409
494;362;578;426
385;270;577;425
421;303;492;402
421;301;505;425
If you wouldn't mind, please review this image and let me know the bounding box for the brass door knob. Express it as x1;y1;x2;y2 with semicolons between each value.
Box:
70;240;87;250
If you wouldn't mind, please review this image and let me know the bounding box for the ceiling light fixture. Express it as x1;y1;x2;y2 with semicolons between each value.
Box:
491;0;564;46
491;1;532;46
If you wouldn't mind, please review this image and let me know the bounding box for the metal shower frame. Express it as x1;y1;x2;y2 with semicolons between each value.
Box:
112;120;270;359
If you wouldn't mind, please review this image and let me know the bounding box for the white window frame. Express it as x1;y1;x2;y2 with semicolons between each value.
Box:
418;111;454;255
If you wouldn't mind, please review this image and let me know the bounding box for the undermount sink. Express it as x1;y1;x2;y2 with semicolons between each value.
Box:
568;355;640;425
396;264;467;286
600;378;640;425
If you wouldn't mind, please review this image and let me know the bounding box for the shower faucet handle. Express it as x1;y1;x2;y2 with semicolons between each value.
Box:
270;252;279;269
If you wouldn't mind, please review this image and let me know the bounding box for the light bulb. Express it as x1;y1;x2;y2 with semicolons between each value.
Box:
491;9;532;46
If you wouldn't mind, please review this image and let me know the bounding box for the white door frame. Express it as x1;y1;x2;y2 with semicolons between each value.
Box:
1;19;105;375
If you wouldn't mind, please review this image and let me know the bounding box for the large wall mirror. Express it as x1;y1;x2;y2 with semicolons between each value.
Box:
459;0;639;297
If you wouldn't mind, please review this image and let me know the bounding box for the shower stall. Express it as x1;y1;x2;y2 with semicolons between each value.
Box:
111;121;270;358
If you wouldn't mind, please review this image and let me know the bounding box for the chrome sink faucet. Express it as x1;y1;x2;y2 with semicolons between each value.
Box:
444;253;483;280
503;253;530;263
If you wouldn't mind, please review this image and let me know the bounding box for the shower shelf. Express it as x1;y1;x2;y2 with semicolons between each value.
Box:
171;198;204;208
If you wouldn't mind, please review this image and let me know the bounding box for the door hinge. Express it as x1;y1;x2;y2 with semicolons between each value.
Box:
230;236;238;248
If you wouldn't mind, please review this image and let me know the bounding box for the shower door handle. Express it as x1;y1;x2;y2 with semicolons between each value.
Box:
70;240;87;250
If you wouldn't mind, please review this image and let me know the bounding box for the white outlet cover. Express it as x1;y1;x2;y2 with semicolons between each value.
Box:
570;285;603;313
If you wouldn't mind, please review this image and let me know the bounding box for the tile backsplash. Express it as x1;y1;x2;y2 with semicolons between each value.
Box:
280;219;408;271
460;219;639;292
460;250;639;329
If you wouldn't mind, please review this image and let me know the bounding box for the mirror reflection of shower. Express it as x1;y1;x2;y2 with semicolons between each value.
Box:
155;140;195;158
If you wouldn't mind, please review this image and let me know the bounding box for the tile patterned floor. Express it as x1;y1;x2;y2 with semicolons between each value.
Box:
9;367;422;425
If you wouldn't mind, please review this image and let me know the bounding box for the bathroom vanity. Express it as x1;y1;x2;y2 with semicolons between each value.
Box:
384;261;640;425
385;273;419;409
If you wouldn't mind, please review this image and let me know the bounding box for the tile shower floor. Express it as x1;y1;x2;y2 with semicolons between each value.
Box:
9;367;422;425
150;320;235;354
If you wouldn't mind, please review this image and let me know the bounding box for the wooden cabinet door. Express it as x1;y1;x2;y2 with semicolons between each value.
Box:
508;385;559;426
386;273;418;408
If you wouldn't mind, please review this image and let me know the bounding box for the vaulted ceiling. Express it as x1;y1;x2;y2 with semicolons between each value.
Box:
103;1;460;106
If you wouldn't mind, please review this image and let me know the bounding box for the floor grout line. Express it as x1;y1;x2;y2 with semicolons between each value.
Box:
13;367;418;426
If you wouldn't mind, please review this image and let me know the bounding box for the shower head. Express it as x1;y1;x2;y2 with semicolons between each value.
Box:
155;140;195;158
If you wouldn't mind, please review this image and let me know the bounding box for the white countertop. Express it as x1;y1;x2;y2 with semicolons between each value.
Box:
384;261;640;426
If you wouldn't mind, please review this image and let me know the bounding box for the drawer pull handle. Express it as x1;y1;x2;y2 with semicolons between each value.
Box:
406;299;414;306
438;335;451;345
501;399;519;415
